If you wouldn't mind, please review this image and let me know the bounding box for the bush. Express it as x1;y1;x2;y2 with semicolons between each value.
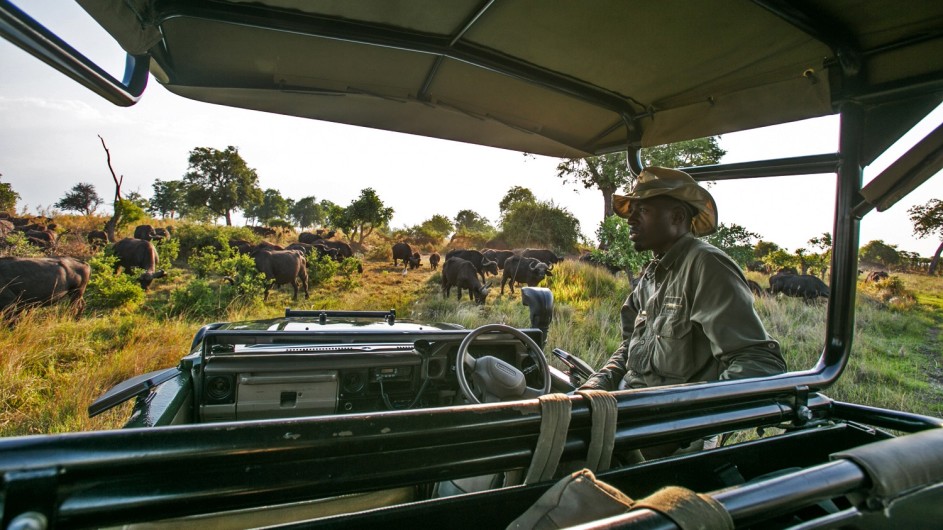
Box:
308;254;339;286
173;223;256;259
167;279;226;319
1;232;43;257
155;237;180;267
84;255;145;311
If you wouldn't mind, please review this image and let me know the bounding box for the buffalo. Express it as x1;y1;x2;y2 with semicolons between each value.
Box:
87;230;110;247
392;242;414;268
770;273;829;300
442;257;490;304
252;249;309;301
865;270;889;283
409;252;421;270
482;249;516;269
153;227;173;239
501;255;552;295
746;279;766;296
319;240;353;259
445;249;498;282
298;231;323;245
0;256;91;318
429;253;441;270
133;224;163;241
228;239;255;255
578;252;621;274
286;242;314;256
113;238;165;290
521;248;564;266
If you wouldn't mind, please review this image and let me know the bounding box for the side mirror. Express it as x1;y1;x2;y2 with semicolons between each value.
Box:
521;287;553;347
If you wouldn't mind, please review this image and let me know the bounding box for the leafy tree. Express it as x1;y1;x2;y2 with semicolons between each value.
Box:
499;200;581;252
124;190;150;210
150;179;187;219
183;146;263;225
859;240;900;268
454;209;493;232
0;174;20;213
246;188;290;225
422;214;454;236
499;186;536;214
401;214;454;246
642;137;726;168
754;240;780;259
114;198;146;230
55;182;103;216
807;232;833;278
908;198;943;274
334;188;394;245
593;215;651;282
702;223;760;267
556;153;633;218
290;196;324;230
762;248;797;272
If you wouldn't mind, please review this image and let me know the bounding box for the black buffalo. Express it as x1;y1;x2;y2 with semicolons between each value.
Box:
445;249;498;282
501;255;552;295
319;240;353;259
578;252;621;274
252;249;309;301
482;249;516;269
0;256;91;318
865;270;889;283
87;230;110;247
114;238;165;290
429;253;441;270
133;224;163;241
442;257;490;304
298;231;323;245
770;273;829;300
521;248;564;265
229;239;255;254
392;242;414;268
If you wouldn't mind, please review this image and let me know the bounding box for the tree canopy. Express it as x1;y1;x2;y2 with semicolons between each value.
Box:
454;209;493;232
908;198;943;274
499;186;536;214
702;223;761;267
245;188;291;226
859;240;900;268
643;137;726;168
333;188;394;245
0;175;20;213
555;153;632;218
55;182;103;216
289;196;324;230
593;215;651;281
150;179;187;219
183;146;262;226
498;199;581;252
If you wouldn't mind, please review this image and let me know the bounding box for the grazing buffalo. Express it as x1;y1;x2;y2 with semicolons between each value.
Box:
770;273;829;300
746;279;765;296
113;238;165;290
0;256;91;318
250;226;276;238
286;242;314;256
578;252;621;274
252;249;309;301
442;257;490;305
319;240;353;259
445;249;498;282
229;239;255;254
298;231;323;245
482;249;516;269
87;230;110;247
521;248;564;266
25;229;56;248
392;242;414;268
408;252;422;270
865;270;889;283
429;253;441;270
133;224;163;241
256;240;284;251
153;227;172;239
501;255;552;295
312;243;340;261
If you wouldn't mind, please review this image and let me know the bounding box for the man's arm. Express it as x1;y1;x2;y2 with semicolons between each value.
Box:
581;291;639;390
692;252;787;380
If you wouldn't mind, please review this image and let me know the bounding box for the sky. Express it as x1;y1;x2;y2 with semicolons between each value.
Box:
1;3;942;257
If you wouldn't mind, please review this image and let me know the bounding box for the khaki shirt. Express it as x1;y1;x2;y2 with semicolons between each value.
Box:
583;233;786;390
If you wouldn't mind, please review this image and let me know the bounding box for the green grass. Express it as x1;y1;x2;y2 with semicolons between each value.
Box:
1;259;941;437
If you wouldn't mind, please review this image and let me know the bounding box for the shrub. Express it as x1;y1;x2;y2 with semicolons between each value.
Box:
167;279;225;319
84;255;145;311
1;232;43;257
154;237;180;267
308;254;339;286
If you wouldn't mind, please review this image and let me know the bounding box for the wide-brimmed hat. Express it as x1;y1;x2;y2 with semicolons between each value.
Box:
612;166;718;236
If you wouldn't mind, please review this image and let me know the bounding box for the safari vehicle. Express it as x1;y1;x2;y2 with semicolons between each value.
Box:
2;1;943;528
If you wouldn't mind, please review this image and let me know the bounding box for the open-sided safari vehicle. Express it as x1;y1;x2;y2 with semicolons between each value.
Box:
3;1;943;528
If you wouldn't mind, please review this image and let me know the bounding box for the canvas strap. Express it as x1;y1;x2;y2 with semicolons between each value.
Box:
524;393;572;484
575;389;617;473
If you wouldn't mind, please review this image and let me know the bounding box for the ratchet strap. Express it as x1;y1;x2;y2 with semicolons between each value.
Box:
575;389;617;473
524;393;572;484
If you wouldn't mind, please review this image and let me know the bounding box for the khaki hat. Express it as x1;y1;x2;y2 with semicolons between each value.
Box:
612;166;718;236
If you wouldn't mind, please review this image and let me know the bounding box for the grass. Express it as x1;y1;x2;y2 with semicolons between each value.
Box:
1;254;941;437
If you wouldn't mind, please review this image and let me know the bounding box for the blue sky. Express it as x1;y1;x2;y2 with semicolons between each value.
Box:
1;2;941;257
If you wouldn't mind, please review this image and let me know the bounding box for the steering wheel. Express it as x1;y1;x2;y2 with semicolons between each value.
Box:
455;323;552;404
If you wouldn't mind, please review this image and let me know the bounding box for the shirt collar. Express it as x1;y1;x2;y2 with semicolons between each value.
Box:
652;232;697;271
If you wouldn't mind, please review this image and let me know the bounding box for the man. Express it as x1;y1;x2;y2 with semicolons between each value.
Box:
582;166;786;393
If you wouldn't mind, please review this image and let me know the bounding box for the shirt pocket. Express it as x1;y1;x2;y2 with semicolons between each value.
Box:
652;315;693;380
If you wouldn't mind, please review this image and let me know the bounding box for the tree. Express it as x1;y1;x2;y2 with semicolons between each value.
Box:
55;182;103;216
807;232;833;278
908;198;943;275
762;248;797;272
183;146;262;225
402;215;454;246
114;198;146;230
454;209;493;232
702;223;760;267
290;196;324;230
124;190;151;210
754;240;780;259
556;153;633;218
593;215;651;282
499;186;536;214
0;174;20;213
499;200;582;252
421;214;453;236
334;188;394;245
150;179;187;219
859;240;900;268
643;137;726;168
247;188;290;225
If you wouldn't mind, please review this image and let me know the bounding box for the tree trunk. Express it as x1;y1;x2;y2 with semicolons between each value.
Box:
98;136;122;242
225;210;232;226
929;239;943;275
601;185;616;218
